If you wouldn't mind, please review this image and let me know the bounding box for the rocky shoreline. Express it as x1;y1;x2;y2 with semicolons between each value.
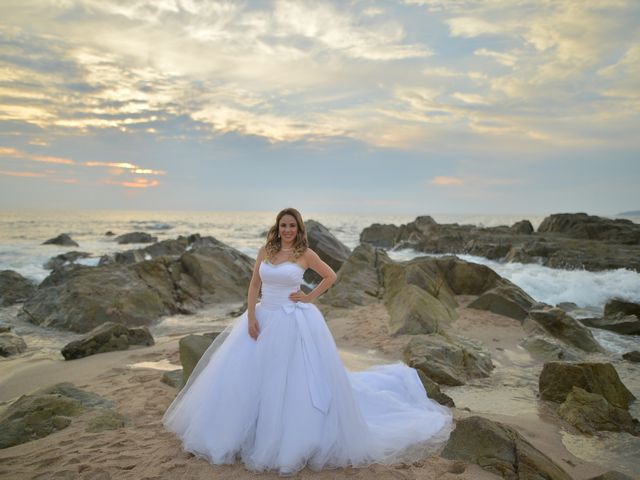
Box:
0;212;639;479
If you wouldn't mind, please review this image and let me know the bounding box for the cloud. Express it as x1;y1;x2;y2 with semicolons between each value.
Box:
432;176;464;186
103;177;160;189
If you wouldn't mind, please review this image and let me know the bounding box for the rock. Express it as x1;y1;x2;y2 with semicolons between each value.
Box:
36;382;114;409
385;285;455;335
604;298;640;318
415;369;455;407
557;387;639;436
0;332;27;357
519;336;581;362
114;231;157;244
42;233;79;247
539;362;636;408
0;394;84;449
510;220;534;234
304;220;351;283
0;322;11;333
622;351;640;362
468;284;536;321
383;257;458;335
179;332;220;385
360;214;640;273
44;251;92;270
359;223;401;248
579;315;640;335
528;308;603;352
22;237;254;333
61;322;154;360
0;270;36;306
433;256;504;295
162;369;183;388
100;234;207;266
537;213;640;244
587;471;637;480
105;230;115;236
404;334;494;386
86;409;127;432
441;415;571;480
321;244;391;308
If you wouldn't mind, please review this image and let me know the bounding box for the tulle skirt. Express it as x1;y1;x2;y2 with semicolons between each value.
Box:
162;302;453;476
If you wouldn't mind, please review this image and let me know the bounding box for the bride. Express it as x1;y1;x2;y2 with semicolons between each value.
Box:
162;208;453;475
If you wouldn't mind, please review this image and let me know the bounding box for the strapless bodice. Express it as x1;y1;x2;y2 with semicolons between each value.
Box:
259;261;305;309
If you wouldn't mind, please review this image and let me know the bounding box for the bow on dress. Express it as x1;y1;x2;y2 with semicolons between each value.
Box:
282;302;332;415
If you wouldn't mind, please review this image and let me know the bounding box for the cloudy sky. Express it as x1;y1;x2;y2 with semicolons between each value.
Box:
0;0;638;214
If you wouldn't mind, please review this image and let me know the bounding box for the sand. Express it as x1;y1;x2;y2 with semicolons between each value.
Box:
0;297;633;479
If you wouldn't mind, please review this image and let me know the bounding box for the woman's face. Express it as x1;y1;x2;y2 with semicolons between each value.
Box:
279;214;298;244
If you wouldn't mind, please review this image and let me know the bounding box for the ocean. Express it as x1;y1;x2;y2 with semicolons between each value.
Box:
1;210;639;356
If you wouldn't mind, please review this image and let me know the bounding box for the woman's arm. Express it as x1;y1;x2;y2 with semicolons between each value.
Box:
289;249;337;303
247;246;266;339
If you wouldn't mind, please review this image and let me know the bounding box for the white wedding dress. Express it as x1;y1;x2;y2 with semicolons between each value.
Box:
163;261;453;475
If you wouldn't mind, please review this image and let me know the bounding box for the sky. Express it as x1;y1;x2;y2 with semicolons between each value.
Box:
0;0;639;215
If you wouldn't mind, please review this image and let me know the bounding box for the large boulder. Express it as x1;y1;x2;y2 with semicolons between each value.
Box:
468;284;536;321
304;220;351;283
0;270;36;306
114;231;157;244
539;362;635;408
359;223;401;248
42;233;78;247
604;298;640;318
383;258;458;335
61;322;154;360
432;256;504;295
100;234;208;266
179;332;221;385
622;351;640;362
441;416;571;480
579;315;640;336
537;213;640;244
0;394;84;449
404;334;494;386
510;220;534;235
557;386;639;436
22;238;253;333
36;382;114;409
320;244;391;308
0;332;27;357
528;308;603;353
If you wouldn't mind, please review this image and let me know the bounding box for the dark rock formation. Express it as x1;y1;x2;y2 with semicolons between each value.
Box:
0;270;36;306
0;394;84;448
604;298;640;318
162;369;183;388
114;231;157;244
44;251;91;270
519;336;581;362
22;237;253;333
468;284;536;321
304;219;351;284
441;415;572;480
527;307;603;353
622;351;640;362
557;387;639;436
61;322;154;360
538;213;640;244
179;332;221;385
539;362;635;408
360;214;640;272
580;315;640;336
42;233;78;247
0;332;27;357
320;244;391;308
404;334;494;386
415;369;455;407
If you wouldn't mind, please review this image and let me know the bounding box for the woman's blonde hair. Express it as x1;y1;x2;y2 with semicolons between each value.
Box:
265;208;308;261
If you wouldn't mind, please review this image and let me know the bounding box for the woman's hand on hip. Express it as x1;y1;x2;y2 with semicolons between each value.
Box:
289;290;311;303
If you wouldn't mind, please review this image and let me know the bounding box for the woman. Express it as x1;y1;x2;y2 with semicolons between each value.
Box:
163;208;453;475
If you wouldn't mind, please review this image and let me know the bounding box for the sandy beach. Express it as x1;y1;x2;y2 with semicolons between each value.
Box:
2;297;633;480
